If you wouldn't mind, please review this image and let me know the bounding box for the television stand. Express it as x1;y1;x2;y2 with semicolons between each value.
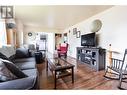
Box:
77;47;106;71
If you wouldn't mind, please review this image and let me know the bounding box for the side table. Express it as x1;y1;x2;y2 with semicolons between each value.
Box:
35;51;43;64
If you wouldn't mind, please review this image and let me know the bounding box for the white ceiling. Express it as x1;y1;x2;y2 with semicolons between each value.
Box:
15;5;113;30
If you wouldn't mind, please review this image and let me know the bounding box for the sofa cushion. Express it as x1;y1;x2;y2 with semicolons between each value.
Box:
0;47;9;58
15;61;36;70
0;60;17;82
0;46;16;58
8;55;16;62
0;76;37;89
0;52;10;60
15;48;29;58
0;59;28;78
14;57;35;63
4;46;16;57
22;69;37;77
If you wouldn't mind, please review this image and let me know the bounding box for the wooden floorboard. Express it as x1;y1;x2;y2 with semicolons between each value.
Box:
37;56;127;90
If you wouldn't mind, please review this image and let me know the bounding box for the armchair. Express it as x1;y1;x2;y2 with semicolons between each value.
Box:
57;43;68;58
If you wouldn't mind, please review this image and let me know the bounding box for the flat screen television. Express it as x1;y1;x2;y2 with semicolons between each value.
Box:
81;32;96;47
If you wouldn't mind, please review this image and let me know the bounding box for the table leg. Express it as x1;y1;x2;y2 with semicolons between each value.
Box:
46;60;49;77
46;60;48;71
72;67;74;83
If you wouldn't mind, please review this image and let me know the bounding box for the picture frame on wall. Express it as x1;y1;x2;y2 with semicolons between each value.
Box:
73;28;77;35
76;31;80;38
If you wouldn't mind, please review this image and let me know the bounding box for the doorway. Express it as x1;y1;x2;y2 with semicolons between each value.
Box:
55;33;62;50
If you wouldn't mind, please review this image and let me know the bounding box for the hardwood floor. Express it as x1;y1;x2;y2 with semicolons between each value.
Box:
37;57;127;90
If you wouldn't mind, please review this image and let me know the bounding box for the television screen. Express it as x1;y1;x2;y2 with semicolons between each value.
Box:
81;32;96;47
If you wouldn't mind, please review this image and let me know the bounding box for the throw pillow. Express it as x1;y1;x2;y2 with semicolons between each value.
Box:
0;60;17;82
0;52;10;60
0;58;28;78
9;55;16;62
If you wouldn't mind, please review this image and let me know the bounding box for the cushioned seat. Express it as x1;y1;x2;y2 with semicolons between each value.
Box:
22;69;37;76
14;57;35;63
0;76;36;90
22;69;39;89
15;61;36;70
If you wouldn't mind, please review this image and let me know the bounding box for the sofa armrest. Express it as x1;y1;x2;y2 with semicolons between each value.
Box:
0;76;36;90
15;48;30;59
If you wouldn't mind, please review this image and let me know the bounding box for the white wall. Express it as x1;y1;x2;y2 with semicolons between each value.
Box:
64;6;127;66
47;32;55;53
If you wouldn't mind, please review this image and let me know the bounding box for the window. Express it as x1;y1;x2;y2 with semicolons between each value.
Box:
0;19;7;46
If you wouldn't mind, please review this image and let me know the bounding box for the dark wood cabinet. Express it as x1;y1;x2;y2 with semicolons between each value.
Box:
77;47;106;71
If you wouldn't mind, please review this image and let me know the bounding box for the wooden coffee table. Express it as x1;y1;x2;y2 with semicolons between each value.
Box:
46;56;74;89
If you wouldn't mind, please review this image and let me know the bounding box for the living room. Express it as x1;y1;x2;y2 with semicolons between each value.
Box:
1;3;127;92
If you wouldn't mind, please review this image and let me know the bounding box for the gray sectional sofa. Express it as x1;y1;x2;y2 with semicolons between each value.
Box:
0;46;39;89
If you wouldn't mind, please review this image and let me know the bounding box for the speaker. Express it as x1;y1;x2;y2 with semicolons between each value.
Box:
6;23;15;29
